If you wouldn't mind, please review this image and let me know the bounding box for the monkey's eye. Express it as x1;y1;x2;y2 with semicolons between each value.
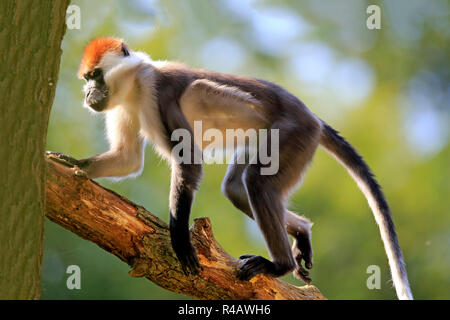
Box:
84;68;102;81
92;68;102;79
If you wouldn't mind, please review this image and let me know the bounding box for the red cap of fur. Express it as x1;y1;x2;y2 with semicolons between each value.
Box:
78;37;125;78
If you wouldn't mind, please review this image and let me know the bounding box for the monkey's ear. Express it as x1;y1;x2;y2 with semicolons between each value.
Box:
121;43;130;57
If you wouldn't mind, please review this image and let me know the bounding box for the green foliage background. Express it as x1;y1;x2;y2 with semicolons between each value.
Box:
44;0;449;299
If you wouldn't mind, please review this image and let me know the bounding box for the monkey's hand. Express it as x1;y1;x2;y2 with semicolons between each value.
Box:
169;209;202;276
46;151;80;167
46;151;88;178
175;245;201;276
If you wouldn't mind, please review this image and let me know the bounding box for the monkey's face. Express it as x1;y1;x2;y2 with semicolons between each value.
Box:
83;68;109;112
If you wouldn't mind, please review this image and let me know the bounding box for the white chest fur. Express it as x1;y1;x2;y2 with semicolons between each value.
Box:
136;66;171;160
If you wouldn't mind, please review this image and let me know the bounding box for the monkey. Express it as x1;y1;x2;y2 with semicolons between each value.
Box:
50;37;412;300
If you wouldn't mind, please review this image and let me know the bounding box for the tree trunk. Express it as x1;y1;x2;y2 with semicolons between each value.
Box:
0;0;70;299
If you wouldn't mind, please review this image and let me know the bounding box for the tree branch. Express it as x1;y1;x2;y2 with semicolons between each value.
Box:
45;154;325;300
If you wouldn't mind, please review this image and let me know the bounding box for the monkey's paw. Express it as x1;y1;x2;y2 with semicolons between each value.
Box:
237;254;281;281
46;151;88;178
46;151;80;167
292;261;312;284
292;233;313;284
176;246;202;276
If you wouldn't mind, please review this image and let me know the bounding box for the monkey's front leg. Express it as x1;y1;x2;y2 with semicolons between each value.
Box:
169;162;203;275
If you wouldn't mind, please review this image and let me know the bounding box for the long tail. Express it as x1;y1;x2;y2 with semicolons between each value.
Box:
319;121;413;300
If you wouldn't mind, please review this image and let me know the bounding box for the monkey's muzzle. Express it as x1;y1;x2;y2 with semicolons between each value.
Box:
85;86;109;112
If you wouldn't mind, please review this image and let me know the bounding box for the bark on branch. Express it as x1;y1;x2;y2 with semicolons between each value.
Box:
45;154;325;300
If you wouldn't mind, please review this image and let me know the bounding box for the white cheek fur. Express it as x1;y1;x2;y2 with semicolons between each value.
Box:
100;53;141;84
98;52;146;106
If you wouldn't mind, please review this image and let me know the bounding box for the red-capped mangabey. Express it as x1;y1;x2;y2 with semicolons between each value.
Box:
50;37;412;299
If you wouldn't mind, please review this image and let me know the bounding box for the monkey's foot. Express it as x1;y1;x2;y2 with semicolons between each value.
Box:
293;261;312;284
292;233;313;284
237;254;293;281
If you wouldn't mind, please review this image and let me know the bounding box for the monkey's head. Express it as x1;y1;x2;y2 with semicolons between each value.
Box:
78;37;132;112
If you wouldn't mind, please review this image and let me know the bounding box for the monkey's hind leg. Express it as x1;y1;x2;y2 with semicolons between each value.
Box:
222;158;315;283
236;119;320;281
236;170;295;281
